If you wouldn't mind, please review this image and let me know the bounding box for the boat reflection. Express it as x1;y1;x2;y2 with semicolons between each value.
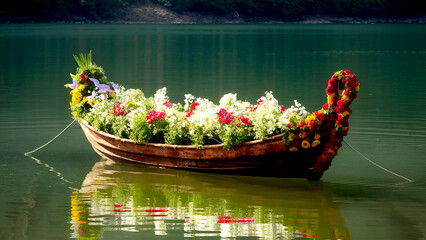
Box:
70;159;349;239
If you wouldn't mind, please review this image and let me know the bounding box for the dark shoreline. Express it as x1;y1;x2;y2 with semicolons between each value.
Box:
2;4;425;24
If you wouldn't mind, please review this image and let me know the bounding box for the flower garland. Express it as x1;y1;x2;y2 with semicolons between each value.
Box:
312;70;359;172
282;70;359;173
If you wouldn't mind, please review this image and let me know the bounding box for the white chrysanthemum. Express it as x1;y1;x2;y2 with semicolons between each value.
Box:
116;87;145;105
154;87;169;107
219;93;238;108
283;100;310;122
184;94;196;110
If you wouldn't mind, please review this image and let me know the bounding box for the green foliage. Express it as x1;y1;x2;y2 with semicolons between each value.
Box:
73;51;107;82
164;124;189;145
129;114;169;143
129;115;153;143
111;116;131;138
71;102;90;119
188;126;209;148
218;126;252;150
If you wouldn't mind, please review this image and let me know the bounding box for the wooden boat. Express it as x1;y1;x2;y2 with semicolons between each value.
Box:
79;70;359;180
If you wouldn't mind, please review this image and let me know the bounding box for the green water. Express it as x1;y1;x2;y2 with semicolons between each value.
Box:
0;24;425;240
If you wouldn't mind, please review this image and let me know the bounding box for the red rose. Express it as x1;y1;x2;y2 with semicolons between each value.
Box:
314;111;326;121
184;110;193;120
114;103;126;116
146;110;166;125
216;108;234;124
322;103;329;110
298;121;306;128
342;70;351;75
238;116;252;126
310;119;318;129
163;100;172;107
80;73;89;83
191;102;200;111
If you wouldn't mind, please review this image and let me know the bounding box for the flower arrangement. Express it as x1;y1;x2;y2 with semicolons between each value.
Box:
66;53;359;157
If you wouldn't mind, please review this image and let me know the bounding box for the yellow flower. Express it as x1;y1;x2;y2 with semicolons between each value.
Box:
81;97;88;104
289;147;298;152
312;140;320;147
305;115;316;124
327;93;335;105
70;89;82;99
299;131;307;139
341;94;349;101
70;96;80;107
288;133;296;141
302;140;311;149
355;85;360;92
77;84;86;91
314;133;321;140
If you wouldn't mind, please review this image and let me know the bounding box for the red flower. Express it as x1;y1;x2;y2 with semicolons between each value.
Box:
184;110;193;120
238;116;252;126
191;102;200;111
342;70;351;75
314;111;326;121
216;108;234;124
146;110;166;125
335;105;344;113
280;106;286;112
163;100;172;107
309;119;318;129
298;121;306;128
257;99;263;105
322;103;329;110
246;106;256;112
287;123;293;128
80;73;89;83
114;103;126;116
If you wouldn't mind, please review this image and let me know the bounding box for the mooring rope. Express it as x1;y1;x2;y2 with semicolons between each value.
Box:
343;139;414;183
24;119;76;186
24;119;76;155
26;154;73;184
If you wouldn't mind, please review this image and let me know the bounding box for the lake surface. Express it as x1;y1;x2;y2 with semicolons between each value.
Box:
0;24;425;240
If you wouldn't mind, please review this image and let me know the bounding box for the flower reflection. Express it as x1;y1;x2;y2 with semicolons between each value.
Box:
70;159;349;239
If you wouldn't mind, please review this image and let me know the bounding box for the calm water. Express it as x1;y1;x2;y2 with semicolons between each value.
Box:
0;24;425;240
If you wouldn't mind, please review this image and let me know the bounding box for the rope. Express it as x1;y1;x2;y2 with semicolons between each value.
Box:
24;119;76;155
24;119;77;186
26;154;73;184
343;139;414;183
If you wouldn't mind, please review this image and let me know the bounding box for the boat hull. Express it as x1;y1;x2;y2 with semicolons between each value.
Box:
80;121;326;180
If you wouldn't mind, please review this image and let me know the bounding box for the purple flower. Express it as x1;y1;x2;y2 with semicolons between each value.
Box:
110;82;118;90
89;78;112;92
67;79;78;89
